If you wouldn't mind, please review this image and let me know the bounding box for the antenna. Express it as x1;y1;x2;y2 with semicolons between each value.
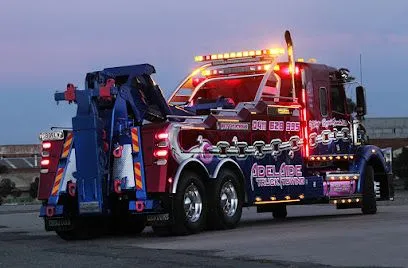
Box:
359;53;363;85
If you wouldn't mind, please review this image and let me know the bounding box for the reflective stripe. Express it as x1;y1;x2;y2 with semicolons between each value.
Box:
61;133;73;158
131;128;140;153
51;168;64;196
134;162;143;190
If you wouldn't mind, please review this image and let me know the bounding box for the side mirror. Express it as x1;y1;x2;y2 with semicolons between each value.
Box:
356;86;366;116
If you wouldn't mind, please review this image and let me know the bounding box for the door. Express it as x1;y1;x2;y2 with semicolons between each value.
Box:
328;84;351;154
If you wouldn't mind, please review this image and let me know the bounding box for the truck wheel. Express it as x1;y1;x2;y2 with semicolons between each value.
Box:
272;204;287;220
125;215;146;235
108;215;146;235
171;170;207;235
152;225;172;237
55;217;102;241
362;165;377;214
207;169;243;230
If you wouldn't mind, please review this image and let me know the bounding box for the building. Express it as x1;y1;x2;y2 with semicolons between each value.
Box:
364;117;408;157
0;144;41;192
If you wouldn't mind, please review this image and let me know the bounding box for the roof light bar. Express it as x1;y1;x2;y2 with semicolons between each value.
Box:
201;64;271;76
194;48;285;62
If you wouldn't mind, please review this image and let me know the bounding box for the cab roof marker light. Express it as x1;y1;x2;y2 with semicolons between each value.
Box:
194;47;285;62
194;56;204;62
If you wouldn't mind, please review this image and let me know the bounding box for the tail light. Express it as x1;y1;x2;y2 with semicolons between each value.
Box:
38;136;66;200
155;132;169;140
42;142;51;149
154;149;168;158
40;159;50;174
154;131;169;165
41;159;50;166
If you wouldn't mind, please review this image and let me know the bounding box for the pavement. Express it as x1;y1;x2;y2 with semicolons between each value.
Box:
0;193;408;268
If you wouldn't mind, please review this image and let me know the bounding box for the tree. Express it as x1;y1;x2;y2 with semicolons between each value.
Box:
0;165;10;205
0;178;16;198
0;165;9;174
394;147;408;190
29;177;39;199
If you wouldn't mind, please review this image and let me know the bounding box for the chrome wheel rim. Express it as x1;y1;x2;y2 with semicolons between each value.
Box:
184;183;202;223
220;181;238;217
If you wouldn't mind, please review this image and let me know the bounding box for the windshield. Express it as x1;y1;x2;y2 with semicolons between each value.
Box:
189;76;263;105
168;62;284;108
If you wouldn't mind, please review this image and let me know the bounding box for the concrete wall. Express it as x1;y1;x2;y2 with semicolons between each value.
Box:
0;144;41;157
364;118;408;156
0;144;41;192
365;117;408;139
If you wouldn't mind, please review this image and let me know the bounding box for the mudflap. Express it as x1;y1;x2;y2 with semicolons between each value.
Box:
146;213;171;226
145;195;174;226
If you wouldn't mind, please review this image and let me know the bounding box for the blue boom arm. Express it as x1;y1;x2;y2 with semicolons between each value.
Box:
53;64;170;215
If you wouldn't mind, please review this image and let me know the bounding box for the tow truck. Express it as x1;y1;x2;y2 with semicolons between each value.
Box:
37;31;393;240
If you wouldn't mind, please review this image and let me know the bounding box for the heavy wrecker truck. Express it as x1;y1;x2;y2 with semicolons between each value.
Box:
37;31;393;240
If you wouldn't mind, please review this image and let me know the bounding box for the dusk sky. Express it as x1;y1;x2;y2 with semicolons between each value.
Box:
1;0;407;144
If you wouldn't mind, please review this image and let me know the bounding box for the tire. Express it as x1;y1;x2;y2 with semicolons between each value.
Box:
170;170;207;235
272;204;287;220
55;224;92;241
152;225;172;237
361;165;377;215
125;215;146;235
207;169;243;230
107;215;146;236
55;217;103;241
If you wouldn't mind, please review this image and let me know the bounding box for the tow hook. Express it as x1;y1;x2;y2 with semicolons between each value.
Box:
114;179;122;194
68;183;76;197
46;206;55;217
135;201;145;212
113;145;123;158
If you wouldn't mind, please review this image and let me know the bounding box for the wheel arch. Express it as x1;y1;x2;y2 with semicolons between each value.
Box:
355;145;391;199
171;158;209;194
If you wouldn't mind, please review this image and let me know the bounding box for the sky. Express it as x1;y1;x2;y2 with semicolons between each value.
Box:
1;0;408;144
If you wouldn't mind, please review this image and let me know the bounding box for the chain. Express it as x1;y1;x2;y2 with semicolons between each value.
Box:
208;128;351;159
209;135;303;159
309;127;350;149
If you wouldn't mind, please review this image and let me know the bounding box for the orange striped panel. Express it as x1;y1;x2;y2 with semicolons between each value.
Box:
133;162;143;190
61;132;73;158
131;128;139;153
51;168;64;196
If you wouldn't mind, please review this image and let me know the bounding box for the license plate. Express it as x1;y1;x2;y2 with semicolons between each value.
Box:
39;131;64;141
79;201;101;213
147;213;170;223
47;218;71;228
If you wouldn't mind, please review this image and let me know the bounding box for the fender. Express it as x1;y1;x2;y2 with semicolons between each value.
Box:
212;158;245;179
171;158;209;194
352;145;389;193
